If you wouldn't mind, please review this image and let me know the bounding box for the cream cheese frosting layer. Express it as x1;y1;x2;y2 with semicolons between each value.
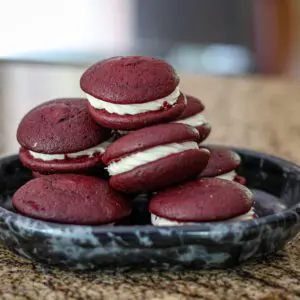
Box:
117;130;131;135
216;170;237;181
29;140;112;162
107;141;199;176
174;112;208;127
151;207;256;226
229;207;256;221
87;86;181;115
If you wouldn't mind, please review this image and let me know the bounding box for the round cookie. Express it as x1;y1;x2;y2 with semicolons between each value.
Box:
199;146;245;184
102;123;210;193
17;98;112;174
149;178;255;226
12;174;131;225
80;56;186;130
173;95;211;143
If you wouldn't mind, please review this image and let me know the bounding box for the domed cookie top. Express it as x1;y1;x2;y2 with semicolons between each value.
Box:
12;174;131;225
149;178;254;224
80;56;179;104
17;98;111;154
199;146;241;180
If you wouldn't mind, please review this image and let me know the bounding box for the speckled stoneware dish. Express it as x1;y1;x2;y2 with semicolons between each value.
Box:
0;148;300;270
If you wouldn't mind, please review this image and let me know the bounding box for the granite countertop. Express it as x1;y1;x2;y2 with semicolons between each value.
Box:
1;75;300;300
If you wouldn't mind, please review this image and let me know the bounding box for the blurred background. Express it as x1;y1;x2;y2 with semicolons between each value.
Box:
0;0;298;154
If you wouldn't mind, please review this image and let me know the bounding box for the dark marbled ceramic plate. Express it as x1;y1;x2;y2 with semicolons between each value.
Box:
0;148;299;270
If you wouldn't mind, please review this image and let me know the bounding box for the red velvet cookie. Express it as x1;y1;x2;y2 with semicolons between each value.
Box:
12;174;131;225
199;146;245;184
17;98;112;174
149;178;255;226
172;95;211;143
80;56;186;130
102;123;210;193
32;171;44;178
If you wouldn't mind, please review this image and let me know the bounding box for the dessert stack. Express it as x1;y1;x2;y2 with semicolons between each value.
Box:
12;56;256;226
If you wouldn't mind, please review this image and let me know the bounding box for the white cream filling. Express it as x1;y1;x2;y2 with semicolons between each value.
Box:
86;86;180;115
107;141;199;176
174;112;208;127
117;130;131;135
29;140;111;162
216;170;237;181
151;207;256;226
229;207;255;221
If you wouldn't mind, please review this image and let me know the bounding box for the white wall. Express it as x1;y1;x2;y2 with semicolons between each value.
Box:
0;0;134;57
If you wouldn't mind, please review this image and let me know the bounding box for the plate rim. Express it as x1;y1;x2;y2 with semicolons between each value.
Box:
0;147;300;236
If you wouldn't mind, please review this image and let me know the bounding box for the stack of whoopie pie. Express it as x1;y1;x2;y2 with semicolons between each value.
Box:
13;56;256;226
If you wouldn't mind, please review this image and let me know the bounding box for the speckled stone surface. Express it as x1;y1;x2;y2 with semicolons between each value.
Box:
0;238;299;299
1;75;300;299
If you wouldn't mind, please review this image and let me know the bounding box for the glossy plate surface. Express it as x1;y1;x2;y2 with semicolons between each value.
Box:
0;148;299;270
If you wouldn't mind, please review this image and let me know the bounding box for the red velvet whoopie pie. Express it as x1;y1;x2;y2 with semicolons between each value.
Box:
149;178;255;226
199;146;246;185
80;56;186;130
102;123;210;194
12;174;131;225
172;95;211;143
17;98;112;174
